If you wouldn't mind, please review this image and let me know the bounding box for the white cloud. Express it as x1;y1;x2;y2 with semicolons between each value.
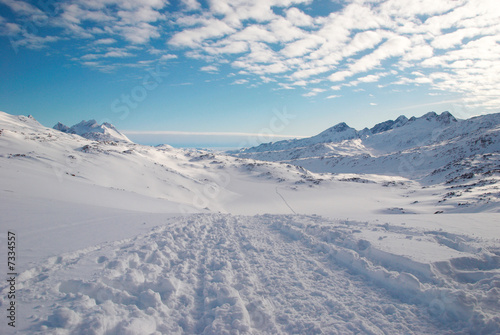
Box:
281;35;325;58
201;65;219;72
326;94;341;99
117;23;160;43
0;0;46;17
169;19;235;47
159;54;178;62
206;0;311;27
268;17;306;43
81;49;135;60
403;44;433;61
231;25;277;43
205;40;249;55
292;80;308;86
94;38;117;45
342;30;386;58
0;22;22;35
116;6;165;25
232;79;248;85
244;42;278;63
349;36;412;74
328;70;353;82
277;83;295;90
391;0;461;16
357;74;382;83
286;7;315;27
181;0;201;11
10;33;60;50
431;27;483;50
303;88;326;97
233;59;289;75
81;54;99;60
103;50;134;58
290;65;331;80
260;76;276;83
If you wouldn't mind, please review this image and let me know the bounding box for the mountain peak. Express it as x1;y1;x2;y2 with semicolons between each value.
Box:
422;111;438;120
54;122;70;132
414;111;457;124
370;115;409;134
320;122;354;134
74;119;98;128
333;122;349;131
395;115;408;124
436;111;457;124
53;119;131;143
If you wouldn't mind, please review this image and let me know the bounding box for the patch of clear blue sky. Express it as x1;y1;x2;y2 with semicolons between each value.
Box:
0;38;464;137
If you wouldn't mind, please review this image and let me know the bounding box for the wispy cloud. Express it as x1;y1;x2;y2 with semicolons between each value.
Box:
303;88;326;97
201;65;218;72
94;38;117;45
390;99;467;112
232;79;248;85
123;130;307;138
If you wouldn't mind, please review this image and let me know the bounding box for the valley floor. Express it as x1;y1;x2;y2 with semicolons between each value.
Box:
1;210;499;334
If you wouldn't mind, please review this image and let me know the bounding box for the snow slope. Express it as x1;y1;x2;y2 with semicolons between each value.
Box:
1;111;499;334
231;111;500;213
231;112;500;181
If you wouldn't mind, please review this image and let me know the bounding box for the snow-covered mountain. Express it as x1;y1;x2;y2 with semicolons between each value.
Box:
231;112;500;183
54;119;131;142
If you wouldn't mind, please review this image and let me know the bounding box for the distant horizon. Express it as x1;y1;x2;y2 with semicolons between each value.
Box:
1;0;499;140
3;108;486;149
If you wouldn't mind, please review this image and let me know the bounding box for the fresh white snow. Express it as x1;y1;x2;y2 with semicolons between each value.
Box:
0;111;499;334
54;119;132;143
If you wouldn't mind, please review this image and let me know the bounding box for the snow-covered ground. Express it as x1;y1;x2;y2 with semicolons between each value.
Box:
0;111;499;334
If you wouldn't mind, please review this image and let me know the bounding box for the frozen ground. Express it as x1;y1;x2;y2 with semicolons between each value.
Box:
0;111;499;334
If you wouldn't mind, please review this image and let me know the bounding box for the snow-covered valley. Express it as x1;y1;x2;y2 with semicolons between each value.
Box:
0;111;499;334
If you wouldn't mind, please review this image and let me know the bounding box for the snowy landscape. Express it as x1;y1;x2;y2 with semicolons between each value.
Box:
1;110;499;334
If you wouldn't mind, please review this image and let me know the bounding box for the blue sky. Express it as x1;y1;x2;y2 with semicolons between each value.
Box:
1;0;499;147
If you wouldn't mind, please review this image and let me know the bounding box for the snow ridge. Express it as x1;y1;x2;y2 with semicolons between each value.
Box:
231;112;500;183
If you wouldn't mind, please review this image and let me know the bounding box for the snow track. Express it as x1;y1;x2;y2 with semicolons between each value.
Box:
4;214;498;334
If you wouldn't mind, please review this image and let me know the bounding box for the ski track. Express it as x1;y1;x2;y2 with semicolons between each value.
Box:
2;214;499;334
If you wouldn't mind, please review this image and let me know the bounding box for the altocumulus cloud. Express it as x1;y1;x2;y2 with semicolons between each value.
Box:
1;0;499;110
